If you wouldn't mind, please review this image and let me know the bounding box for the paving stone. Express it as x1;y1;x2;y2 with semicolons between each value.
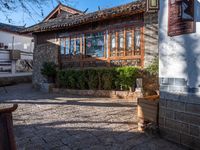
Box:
0;84;186;150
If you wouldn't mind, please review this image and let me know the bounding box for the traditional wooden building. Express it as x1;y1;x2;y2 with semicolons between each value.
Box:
22;0;158;86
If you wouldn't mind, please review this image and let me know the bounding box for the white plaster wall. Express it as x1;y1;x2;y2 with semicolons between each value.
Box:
159;0;200;88
0;31;34;53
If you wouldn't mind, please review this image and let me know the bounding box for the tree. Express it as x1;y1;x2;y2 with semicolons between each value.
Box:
0;0;70;24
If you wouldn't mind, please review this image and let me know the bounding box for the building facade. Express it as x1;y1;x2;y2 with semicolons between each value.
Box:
0;23;33;53
0;23;33;76
22;0;158;87
159;0;200;149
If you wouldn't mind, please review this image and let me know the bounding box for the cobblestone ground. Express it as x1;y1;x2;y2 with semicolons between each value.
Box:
0;84;185;150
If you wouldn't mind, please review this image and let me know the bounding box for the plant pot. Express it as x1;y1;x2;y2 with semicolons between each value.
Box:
137;95;159;131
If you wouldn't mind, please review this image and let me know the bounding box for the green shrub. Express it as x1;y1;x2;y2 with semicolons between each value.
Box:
146;57;159;76
115;66;139;90
86;69;98;90
101;68;115;90
41;62;57;83
76;70;87;89
57;66;140;91
57;70;66;87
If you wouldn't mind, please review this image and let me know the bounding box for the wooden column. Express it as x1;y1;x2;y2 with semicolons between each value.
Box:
140;27;145;68
132;28;135;56
80;36;83;68
123;28;126;57
116;31;119;57
74;37;76;57
107;32;111;67
69;36;71;60
58;37;62;69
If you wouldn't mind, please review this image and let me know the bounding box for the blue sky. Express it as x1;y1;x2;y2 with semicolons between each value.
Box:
0;0;134;27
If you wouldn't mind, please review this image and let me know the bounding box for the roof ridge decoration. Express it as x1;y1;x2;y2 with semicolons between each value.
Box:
43;3;83;22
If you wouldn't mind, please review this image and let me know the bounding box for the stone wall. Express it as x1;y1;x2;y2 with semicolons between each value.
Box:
159;78;200;149
0;75;32;86
32;34;59;88
144;12;158;68
52;88;143;101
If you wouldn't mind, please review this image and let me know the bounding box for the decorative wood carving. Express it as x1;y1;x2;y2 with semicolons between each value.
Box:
168;0;195;36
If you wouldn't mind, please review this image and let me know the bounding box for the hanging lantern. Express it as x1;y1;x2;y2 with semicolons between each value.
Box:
146;0;159;12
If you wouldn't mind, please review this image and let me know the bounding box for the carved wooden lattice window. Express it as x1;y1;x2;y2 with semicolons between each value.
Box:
134;28;141;55
60;26;143;68
60;39;65;55
65;38;70;57
70;38;75;55
109;27;142;57
126;29;134;56
76;38;81;55
118;30;124;56
110;32;116;57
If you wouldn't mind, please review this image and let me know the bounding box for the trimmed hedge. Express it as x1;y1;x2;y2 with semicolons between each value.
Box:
57;67;140;91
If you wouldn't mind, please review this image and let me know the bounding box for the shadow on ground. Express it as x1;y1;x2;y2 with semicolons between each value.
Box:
14;121;185;150
0;84;135;108
0;84;186;150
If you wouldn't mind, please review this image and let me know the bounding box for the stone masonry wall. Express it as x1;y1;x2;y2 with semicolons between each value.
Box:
144;12;158;68
32;39;59;88
0;75;32;86
159;78;200;150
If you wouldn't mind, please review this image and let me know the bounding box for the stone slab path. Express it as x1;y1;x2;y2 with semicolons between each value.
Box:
0;84;185;150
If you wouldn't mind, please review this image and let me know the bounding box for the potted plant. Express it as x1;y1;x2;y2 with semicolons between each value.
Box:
137;58;159;132
41;62;57;83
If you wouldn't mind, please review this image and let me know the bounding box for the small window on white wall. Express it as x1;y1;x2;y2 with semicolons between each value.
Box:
24;44;28;49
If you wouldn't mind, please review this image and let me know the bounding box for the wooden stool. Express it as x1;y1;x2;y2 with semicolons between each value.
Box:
0;104;18;150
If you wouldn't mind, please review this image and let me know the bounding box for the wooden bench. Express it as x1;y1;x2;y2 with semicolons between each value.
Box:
0;104;18;150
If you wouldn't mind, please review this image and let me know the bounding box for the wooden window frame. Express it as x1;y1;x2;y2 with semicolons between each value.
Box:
85;31;106;59
60;25;144;68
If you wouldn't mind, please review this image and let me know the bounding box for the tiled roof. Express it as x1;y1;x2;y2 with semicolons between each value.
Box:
0;22;24;33
22;0;146;33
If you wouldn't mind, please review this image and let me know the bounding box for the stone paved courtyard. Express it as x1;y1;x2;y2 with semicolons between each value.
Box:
0;84;185;150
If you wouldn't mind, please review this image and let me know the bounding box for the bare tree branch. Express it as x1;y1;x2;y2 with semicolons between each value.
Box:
0;0;72;24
